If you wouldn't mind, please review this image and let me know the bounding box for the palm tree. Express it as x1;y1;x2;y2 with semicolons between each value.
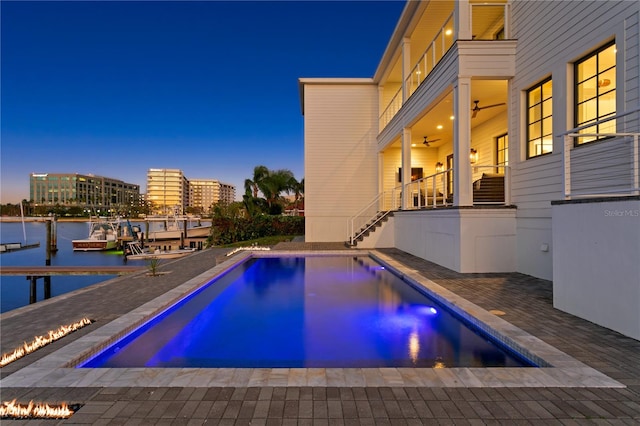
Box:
243;166;299;215
290;178;304;210
244;165;270;198
259;169;294;211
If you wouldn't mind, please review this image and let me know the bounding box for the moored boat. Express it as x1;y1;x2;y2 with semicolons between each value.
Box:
124;241;196;260
72;218;122;251
146;215;211;240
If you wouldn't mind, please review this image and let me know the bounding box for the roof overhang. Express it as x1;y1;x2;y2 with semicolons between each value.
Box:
298;78;375;115
373;0;422;83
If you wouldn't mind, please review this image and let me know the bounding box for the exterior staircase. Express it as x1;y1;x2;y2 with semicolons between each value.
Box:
348;210;393;247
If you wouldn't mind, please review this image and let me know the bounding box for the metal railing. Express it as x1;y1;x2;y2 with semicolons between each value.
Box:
401;171;450;209
348;191;393;245
562;108;640;199
405;12;455;99
379;87;402;131
379;3;510;132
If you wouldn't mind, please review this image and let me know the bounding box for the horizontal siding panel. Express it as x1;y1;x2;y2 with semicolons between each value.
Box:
510;0;639;226
303;83;379;241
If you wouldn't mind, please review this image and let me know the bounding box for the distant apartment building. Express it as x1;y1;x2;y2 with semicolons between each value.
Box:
146;169;189;215
29;173;140;214
146;169;235;215
189;179;236;214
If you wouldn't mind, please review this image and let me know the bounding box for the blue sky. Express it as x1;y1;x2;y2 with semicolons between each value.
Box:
1;1;405;203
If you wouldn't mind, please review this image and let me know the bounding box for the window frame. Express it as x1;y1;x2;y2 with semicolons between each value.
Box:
495;133;508;173
526;77;553;159
574;40;616;146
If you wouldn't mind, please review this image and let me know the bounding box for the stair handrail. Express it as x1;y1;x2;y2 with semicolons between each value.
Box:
348;191;389;245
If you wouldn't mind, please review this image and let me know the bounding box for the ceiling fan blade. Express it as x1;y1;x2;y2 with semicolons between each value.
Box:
472;109;478;118
479;102;506;110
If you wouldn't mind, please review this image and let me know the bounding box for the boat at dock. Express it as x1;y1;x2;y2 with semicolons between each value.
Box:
124;241;196;260
146;215;211;240
72;217;123;251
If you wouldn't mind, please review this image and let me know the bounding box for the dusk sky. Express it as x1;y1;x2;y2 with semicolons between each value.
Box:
1;1;406;203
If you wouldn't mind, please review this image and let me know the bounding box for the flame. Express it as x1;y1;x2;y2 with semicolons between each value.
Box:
0;399;74;419
226;246;271;256
0;318;93;367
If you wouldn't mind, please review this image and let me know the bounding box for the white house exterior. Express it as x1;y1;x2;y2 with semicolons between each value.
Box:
299;0;639;339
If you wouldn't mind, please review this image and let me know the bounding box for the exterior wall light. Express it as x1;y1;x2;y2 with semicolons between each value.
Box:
469;148;478;164
435;162;444;173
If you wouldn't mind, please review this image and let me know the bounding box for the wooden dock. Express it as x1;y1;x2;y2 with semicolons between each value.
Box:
0;266;145;276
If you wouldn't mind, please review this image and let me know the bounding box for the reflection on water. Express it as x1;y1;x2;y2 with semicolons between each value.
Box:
0;221;149;313
81;256;533;369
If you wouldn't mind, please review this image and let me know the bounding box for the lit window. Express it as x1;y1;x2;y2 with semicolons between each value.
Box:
575;41;616;144
526;78;553;158
496;133;508;171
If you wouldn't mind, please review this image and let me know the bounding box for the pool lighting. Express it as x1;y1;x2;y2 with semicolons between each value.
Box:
414;305;438;316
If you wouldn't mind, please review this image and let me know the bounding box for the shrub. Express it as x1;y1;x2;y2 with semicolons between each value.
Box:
207;215;304;246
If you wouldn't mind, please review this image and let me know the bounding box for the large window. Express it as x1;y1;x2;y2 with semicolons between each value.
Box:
526;78;553;158
575;41;616;144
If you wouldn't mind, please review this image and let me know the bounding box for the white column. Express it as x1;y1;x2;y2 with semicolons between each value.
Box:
455;0;471;40
378;85;384;133
453;78;473;206
378;152;384;210
401;128;412;209
402;37;411;102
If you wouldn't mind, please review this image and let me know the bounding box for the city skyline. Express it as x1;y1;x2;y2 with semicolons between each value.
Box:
1;1;405;203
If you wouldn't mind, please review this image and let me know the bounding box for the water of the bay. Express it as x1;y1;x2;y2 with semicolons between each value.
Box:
0;220;153;313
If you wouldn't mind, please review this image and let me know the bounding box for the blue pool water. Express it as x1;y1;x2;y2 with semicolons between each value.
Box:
80;256;534;368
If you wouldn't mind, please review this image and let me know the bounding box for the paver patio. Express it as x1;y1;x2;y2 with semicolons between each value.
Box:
1;243;638;424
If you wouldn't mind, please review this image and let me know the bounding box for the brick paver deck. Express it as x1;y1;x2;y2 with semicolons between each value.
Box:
1;244;639;424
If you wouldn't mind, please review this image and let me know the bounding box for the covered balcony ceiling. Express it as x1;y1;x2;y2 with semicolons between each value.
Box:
387;80;508;149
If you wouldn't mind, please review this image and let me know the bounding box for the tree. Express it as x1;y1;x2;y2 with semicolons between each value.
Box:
242;166;300;216
288;177;304;210
244;165;270;199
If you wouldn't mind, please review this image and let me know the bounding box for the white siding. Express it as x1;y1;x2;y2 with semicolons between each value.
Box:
509;0;640;279
303;83;379;242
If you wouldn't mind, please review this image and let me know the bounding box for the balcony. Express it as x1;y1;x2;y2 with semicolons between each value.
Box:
379;1;510;132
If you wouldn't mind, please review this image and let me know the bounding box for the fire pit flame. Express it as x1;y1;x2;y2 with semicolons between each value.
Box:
0;399;78;419
0;318;93;367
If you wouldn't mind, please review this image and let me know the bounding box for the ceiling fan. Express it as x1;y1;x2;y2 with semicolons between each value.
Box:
422;136;441;147
472;100;506;118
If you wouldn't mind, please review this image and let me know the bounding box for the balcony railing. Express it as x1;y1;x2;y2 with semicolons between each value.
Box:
401;171;450;209
400;165;511;209
405;12;455;99
562;108;640;199
380;3;510;132
379;87;402;131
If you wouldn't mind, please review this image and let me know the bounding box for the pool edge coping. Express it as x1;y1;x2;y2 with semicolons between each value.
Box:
0;249;625;389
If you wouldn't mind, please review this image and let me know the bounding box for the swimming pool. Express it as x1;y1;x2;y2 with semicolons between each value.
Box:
80;255;534;368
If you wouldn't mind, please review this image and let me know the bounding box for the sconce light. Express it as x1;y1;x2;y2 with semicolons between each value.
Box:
469;148;478;164
435;162;444;173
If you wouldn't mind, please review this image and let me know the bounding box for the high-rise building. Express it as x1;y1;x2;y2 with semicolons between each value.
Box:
189;179;236;214
146;169;190;215
29;173;140;214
